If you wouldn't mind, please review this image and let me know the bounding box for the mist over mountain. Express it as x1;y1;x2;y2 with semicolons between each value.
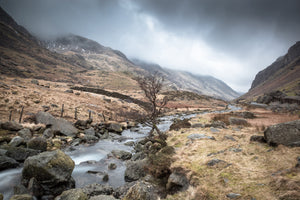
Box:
132;59;240;100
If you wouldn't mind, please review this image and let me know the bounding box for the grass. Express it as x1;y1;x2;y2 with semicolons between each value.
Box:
165;109;300;200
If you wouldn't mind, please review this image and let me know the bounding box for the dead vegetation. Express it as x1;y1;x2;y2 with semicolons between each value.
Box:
165;108;300;200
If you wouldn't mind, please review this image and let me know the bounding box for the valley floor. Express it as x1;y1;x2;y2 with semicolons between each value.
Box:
165;109;300;200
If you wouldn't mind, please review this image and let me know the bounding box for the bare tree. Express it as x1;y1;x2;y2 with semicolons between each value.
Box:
136;72;168;140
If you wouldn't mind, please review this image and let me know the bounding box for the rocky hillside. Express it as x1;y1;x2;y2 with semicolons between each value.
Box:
43;34;142;73
0;7;93;83
240;41;300;101
132;59;240;101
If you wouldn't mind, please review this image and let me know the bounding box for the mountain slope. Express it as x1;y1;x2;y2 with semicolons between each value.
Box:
0;7;93;82
132;59;240;100
240;41;300;101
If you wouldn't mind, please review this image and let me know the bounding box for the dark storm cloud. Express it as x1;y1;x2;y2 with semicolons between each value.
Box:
132;0;300;56
0;0;299;92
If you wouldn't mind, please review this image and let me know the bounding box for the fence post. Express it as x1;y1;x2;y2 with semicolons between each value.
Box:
19;106;24;123
9;110;12;121
102;112;106;122
75;107;78;120
88;110;92;120
61;104;64;118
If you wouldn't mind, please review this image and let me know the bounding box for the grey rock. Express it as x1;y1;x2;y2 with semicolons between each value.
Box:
36;112;78;137
43;128;54;139
65;89;73;93
224;135;236;141
108;163;117;170
166;171;189;192
82;183;113;197
89;195;116;200
0;155;19;171
9;136;25;147
84;127;95;136
111;150;132;160
207;159;231;168
22;150;75;197
108;123;123;133
17;128;32;141
210;127;220;133
27;137;47;151
83;135;99;143
187;133;215;140
1;121;23;131
124;141;135;146
42;105;50;112
54;188;88;200
229;117;248;126
131;152;146;161
211;120;226;128
226;193;241;199
239;111;255;119
5;146;40;162
264;120;300;146
113;182;136;199
125;160;146;182
123;181;159;200
74;119;93;128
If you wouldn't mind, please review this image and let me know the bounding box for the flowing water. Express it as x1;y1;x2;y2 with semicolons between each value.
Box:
0;105;240;199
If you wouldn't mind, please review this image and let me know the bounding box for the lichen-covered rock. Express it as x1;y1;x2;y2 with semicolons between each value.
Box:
111;150;132;160
1;121;23;131
125;160;147;182
22;150;75;197
123;181;159;200
82;183;113;197
17;128;32;141
8;136;25;147
108;123;123;133
166;171;189;193
54;188;88;200
27;137;47;151
264;120;300;146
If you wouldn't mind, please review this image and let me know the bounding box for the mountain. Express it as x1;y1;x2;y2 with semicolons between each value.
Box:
132;59;240;100
240;41;300;102
0;7;93;82
43;34;142;73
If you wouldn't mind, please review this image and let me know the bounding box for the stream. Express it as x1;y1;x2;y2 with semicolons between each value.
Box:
0;105;240;199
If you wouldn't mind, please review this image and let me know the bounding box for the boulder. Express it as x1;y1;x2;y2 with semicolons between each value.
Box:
9;194;34;200
111;150;132;160
5;147;40;162
239;111;255;119
22;150;75;197
65;89;73;93
89;195;117;200
9;136;25;147
27;137;47;151
74;119;92;128
82;183;113;197
125;160;147;182
264;120;300;146
17;128;32;141
108;123;123;133
211;121;226;128
123;181;159;200
84;127;95;136
54;188;88;200
1;121;23;131
166;171;189;193
229;117;248;126
0;155;19;171
43;128;54;139
36;112;78;137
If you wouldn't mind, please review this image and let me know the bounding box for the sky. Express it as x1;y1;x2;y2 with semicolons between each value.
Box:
1;0;300;92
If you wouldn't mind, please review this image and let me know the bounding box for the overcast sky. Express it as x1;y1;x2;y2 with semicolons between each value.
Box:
1;0;300;92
